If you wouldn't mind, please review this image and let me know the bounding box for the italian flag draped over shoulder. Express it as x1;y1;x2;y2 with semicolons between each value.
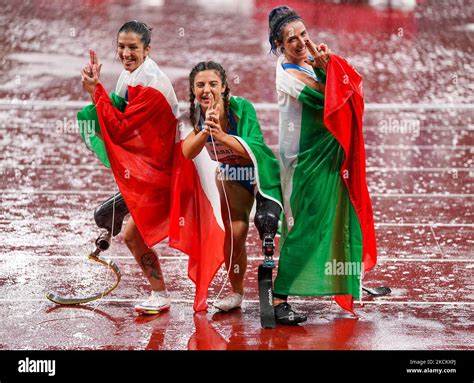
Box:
77;57;225;312
324;55;377;272
274;55;376;314
229;96;283;208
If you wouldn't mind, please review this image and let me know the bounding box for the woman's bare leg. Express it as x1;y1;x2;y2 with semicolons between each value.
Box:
216;176;255;295
123;218;166;291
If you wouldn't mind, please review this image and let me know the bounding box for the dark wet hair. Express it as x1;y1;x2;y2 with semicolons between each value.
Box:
268;6;302;55
117;20;153;48
189;61;231;133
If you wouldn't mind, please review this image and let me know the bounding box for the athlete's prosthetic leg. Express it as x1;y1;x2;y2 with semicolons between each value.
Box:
93;192;129;251
254;193;281;329
46;192;129;305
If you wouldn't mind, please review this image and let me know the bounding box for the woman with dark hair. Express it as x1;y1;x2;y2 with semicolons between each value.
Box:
78;21;224;315
267;6;378;323
79;21;177;315
182;61;283;312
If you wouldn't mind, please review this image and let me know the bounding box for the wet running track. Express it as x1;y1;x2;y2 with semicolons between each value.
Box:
0;0;472;351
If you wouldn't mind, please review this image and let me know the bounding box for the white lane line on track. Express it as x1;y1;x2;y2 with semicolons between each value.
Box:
1;99;474;111
375;223;474;227
4;123;473;133
365;145;474;150
4;142;474;151
0;255;471;262
0;298;472;305
1;189;473;198
1;220;472;227
267;144;474;150
367;167;473;172
371;193;474;198
2;164;472;173
264;126;473;132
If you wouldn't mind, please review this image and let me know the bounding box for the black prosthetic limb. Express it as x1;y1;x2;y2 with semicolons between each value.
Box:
93;192;129;251
46;193;128;305
255;193;281;256
254;193;282;329
362;286;391;296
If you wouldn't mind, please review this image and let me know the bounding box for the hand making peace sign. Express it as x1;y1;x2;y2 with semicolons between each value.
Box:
81;49;103;98
204;93;227;143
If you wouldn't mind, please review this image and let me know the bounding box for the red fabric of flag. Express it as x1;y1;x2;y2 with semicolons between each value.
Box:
324;55;378;314
93;83;225;311
94;83;177;247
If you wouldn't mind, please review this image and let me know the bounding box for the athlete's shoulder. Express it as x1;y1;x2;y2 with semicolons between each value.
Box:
230;96;256;114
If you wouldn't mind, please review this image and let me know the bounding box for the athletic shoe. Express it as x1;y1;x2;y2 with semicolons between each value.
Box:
274;302;307;325
213;293;243;312
134;290;171;315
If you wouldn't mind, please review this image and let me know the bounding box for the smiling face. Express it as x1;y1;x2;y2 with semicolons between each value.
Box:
117;32;150;72
280;20;310;63
193;70;226;112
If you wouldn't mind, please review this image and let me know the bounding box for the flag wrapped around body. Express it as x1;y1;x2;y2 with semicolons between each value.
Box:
77;57;225;311
180;95;283;310
274;54;377;314
225;96;283;209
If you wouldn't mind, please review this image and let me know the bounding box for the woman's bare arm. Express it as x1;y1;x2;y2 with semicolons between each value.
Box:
182;128;210;160
286;69;325;94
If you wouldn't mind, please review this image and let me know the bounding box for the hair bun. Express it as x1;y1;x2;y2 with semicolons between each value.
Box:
118;20;153;47
268;6;301;56
268;5;291;24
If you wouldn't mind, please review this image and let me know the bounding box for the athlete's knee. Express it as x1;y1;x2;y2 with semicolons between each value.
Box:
94;192;129;236
123;230;134;250
123;222;142;251
254;193;281;240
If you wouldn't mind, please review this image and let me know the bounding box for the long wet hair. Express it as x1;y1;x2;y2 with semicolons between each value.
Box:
268;6;302;55
189;61;231;133
117;20;153;48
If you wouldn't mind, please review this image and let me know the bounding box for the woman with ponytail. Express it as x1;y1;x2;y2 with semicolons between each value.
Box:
78;21;225;315
268;6;378;323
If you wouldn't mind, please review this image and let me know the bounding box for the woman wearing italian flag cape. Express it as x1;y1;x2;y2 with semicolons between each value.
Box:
79;21;226;314
268;6;378;323
182;61;284;313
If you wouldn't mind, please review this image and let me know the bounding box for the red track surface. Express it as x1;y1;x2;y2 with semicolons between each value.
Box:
0;0;472;350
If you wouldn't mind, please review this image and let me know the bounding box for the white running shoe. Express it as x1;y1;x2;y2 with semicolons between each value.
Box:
134;290;171;315
213;293;243;312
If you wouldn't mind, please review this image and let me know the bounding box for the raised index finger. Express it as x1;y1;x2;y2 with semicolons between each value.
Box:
210;92;218;110
305;39;318;56
89;49;99;66
208;93;215;111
